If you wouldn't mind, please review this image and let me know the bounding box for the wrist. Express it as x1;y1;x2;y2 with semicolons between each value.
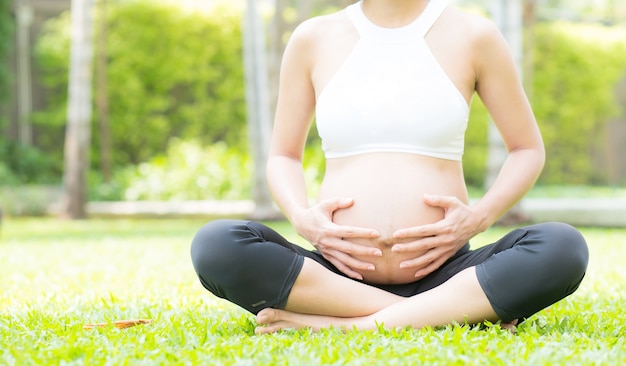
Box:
288;207;310;234
471;201;497;233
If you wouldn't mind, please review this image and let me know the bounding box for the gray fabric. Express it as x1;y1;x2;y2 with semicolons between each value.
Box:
190;220;588;321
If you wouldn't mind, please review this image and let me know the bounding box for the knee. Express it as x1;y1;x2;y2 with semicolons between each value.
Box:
190;219;246;280
534;222;589;280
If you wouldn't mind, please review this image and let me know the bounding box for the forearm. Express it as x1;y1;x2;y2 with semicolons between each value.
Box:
472;147;545;231
266;155;310;225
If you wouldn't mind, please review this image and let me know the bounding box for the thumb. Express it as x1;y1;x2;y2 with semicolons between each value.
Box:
423;194;457;209
336;197;355;209
323;197;355;211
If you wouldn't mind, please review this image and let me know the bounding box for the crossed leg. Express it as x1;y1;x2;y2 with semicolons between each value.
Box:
255;258;499;334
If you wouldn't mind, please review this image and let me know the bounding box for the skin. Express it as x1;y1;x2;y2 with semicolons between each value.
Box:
261;0;544;334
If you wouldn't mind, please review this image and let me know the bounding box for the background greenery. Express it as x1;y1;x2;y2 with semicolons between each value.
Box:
533;23;626;185
0;0;15;185
33;2;246;170
0;0;10;103
1;1;625;204
0;218;624;364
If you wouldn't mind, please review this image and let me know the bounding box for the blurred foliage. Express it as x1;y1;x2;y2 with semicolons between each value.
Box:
89;138;326;202
0;0;12;141
93;139;251;201
0;140;60;185
532;22;626;185
0;185;61;216
457;0;626;25
34;1;246;169
459;21;626;187
0;0;10;103
463;98;489;187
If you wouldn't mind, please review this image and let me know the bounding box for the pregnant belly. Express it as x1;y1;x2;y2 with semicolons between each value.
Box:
319;153;467;285
332;194;444;284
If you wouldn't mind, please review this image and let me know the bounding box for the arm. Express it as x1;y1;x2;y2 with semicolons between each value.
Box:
265;23;316;224
392;19;544;278
471;20;545;229
267;21;381;279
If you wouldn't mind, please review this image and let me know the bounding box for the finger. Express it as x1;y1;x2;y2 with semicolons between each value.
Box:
321;236;382;257
335;225;380;240
414;258;447;279
423;194;461;209
327;248;376;272
325;255;365;280
321;197;355;212
393;222;445;239
398;249;440;269
391;237;439;253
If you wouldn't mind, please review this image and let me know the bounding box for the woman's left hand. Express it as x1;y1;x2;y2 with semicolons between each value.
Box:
391;194;486;280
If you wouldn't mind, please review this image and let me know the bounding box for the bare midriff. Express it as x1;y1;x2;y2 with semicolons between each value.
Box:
318;152;469;285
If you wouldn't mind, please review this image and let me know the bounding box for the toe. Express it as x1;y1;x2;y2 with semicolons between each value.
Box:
256;308;276;325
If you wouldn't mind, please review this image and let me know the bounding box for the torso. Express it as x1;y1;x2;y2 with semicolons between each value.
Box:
307;4;485;284
319;154;468;284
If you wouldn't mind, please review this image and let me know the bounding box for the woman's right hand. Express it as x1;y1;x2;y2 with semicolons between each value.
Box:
293;197;382;280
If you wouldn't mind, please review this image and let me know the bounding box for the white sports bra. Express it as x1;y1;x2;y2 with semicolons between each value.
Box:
315;1;470;161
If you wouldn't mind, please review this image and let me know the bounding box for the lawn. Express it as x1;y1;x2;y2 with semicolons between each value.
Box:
0;218;624;365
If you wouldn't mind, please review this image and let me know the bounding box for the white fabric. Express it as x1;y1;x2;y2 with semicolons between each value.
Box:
315;1;470;161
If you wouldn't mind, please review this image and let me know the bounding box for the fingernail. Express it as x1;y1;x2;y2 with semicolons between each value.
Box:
373;249;382;256
368;265;375;271
399;263;407;269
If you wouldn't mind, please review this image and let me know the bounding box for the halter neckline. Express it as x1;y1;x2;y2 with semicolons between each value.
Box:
346;1;446;43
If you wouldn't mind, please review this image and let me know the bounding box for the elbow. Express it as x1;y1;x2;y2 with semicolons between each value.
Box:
536;139;546;171
508;141;545;176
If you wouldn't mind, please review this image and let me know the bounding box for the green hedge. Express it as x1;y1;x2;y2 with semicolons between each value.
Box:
99;139;251;201
34;1;246;171
462;22;626;187
532;22;626;185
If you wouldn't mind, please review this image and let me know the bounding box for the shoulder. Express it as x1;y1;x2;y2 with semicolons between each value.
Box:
440;6;512;77
283;10;354;68
442;6;504;48
288;9;352;48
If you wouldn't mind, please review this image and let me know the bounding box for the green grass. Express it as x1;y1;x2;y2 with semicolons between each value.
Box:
0;218;624;365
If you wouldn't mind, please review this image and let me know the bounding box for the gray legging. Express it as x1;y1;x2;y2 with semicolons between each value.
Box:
190;220;588;323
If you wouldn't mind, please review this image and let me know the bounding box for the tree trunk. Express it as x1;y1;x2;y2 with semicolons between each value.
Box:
15;0;33;146
268;0;290;122
243;0;282;220
522;0;536;100
96;0;111;182
60;0;94;219
268;0;319;128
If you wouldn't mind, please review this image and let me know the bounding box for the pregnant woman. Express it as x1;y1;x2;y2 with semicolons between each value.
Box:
191;0;588;334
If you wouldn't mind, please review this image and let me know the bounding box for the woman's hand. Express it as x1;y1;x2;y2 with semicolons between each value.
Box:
294;197;382;280
391;194;488;280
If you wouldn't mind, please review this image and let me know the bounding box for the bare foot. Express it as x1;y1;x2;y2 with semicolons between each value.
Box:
254;308;519;335
500;319;519;334
255;308;352;334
